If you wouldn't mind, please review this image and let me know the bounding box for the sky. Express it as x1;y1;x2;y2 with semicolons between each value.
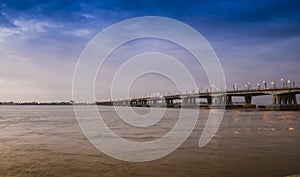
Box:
0;0;300;102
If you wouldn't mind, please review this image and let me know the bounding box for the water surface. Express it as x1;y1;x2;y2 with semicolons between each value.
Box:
0;106;299;177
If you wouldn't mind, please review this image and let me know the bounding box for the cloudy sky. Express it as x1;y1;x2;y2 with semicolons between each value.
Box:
0;0;299;102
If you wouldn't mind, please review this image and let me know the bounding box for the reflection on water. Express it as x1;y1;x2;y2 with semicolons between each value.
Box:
0;106;300;177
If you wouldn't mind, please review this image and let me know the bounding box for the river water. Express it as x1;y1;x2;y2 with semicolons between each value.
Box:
0;106;299;177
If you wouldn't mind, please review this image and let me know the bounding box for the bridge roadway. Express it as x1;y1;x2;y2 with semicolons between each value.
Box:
96;87;300;108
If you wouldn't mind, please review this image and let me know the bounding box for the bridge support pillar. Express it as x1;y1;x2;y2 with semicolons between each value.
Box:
221;96;226;104
214;96;227;105
226;95;232;105
192;98;196;104
219;97;221;104
215;96;220;104
207;97;212;105
149;100;157;106
130;100;136;107
166;99;174;107
141;100;147;107
273;94;297;104
292;95;297;104
273;95;280;104
244;96;252;104
181;97;197;106
182;98;187;105
148;100;152;106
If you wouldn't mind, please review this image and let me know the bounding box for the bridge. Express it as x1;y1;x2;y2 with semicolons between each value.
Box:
96;87;300;110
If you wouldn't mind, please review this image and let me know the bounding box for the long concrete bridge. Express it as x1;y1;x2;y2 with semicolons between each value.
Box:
96;87;300;110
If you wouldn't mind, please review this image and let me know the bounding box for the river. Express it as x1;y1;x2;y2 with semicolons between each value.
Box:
0;106;299;177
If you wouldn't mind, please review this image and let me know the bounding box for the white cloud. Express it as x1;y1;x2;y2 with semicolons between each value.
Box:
64;28;94;37
13;19;60;33
0;27;21;39
82;13;96;19
0;18;61;44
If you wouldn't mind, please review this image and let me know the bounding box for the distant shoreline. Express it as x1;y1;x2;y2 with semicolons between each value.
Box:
0;102;95;106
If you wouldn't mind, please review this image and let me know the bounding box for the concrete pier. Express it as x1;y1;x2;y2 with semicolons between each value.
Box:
273;93;297;105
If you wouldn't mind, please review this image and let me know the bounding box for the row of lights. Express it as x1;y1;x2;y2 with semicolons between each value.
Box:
141;79;298;97
112;78;297;99
169;79;297;94
233;79;296;91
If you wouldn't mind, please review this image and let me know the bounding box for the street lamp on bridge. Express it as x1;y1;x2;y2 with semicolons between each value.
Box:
263;80;267;89
204;87;208;93
233;83;238;91
247;82;251;90
281;78;285;88
257;83;260;90
293;81;295;88
271;81;276;89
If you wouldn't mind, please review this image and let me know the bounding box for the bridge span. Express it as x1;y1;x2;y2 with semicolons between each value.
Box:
96;87;300;109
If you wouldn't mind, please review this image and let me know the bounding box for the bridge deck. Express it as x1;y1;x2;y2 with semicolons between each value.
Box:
96;88;300;105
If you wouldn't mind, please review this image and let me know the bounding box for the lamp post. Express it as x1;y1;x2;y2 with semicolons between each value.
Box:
263;80;267;89
292;81;295;88
212;85;216;92
287;80;291;88
233;83;238;91
271;81;275;89
247;82;251;90
281;78;285;88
